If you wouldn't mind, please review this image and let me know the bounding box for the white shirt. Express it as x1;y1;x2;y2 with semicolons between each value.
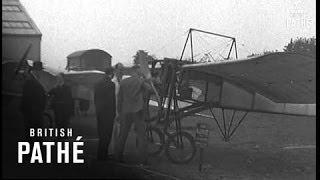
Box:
111;76;121;116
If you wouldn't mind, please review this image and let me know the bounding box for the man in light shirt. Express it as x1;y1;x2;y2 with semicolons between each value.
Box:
115;65;153;165
109;63;124;155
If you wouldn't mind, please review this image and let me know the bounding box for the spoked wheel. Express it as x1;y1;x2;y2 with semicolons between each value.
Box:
165;131;196;164
145;126;165;156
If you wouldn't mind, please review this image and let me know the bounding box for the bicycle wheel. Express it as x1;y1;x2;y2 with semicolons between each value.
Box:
165;131;196;164
146;126;165;156
43;112;54;128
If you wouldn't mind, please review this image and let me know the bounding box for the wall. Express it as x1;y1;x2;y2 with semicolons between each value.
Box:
2;35;41;62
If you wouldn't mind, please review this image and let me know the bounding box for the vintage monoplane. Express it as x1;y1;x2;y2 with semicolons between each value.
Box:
60;28;316;164
8;29;314;165
133;28;316;164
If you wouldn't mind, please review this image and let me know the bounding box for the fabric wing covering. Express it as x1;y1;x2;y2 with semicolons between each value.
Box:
182;52;316;104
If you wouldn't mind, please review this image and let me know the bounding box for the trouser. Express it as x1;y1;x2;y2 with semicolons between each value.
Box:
53;105;71;129
96;112;115;160
22;110;44;162
115;110;147;164
109;118;120;155
23;109;44;141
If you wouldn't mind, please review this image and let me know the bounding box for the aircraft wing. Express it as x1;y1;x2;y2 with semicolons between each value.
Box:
182;52;316;104
180;52;315;116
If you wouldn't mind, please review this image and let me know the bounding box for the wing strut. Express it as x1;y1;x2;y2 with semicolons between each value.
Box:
207;105;249;142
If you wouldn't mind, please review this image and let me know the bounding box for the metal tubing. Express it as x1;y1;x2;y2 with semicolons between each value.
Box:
227;40;235;60
190;28;235;40
229;111;249;138
175;95;183;147
222;108;227;140
227;110;237;138
179;105;209;118
163;65;176;133
174;108;180;146
208;105;226;138
204;81;209;102
234;39;238;59
190;29;194;62
179;31;190;61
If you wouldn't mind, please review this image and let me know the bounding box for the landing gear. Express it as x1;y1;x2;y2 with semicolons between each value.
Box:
146;126;165;156
165;131;196;164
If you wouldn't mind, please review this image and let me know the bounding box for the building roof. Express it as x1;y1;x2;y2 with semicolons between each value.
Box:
67;49;112;59
2;0;41;36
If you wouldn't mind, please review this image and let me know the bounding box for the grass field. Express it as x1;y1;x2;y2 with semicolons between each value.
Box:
144;110;316;180
71;107;316;180
2;96;316;179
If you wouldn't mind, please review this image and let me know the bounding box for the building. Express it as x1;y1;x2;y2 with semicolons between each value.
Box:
66;49;112;72
2;0;43;144
2;0;42;96
2;0;42;63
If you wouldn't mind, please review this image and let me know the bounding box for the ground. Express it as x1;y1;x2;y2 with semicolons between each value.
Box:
2;97;316;179
72;108;316;180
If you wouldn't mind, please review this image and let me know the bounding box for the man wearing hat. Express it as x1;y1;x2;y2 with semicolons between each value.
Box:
20;61;47;142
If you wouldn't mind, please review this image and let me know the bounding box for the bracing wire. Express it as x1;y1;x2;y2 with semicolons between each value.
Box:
152;29;237;62
192;33;234;61
210;39;233;58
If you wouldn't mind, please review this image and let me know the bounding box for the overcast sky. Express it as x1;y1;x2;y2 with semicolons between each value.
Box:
20;0;315;70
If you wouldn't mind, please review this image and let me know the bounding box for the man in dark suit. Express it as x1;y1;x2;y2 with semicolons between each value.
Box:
49;73;73;130
94;67;116;161
20;61;47;141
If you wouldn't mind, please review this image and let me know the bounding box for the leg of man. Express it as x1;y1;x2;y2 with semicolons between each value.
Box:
23;113;33;142
115;113;133;161
104;114;115;156
60;106;70;128
53;109;61;129
109;116;120;155
97;111;115;160
133;110;148;164
97;113;108;160
30;108;44;158
22;113;33;162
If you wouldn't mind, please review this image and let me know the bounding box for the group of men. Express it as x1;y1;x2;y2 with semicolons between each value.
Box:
94;63;154;165
20;59;155;165
21;61;73;141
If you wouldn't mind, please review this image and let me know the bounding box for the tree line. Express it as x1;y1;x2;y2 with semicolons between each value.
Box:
248;37;316;58
133;36;316;64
